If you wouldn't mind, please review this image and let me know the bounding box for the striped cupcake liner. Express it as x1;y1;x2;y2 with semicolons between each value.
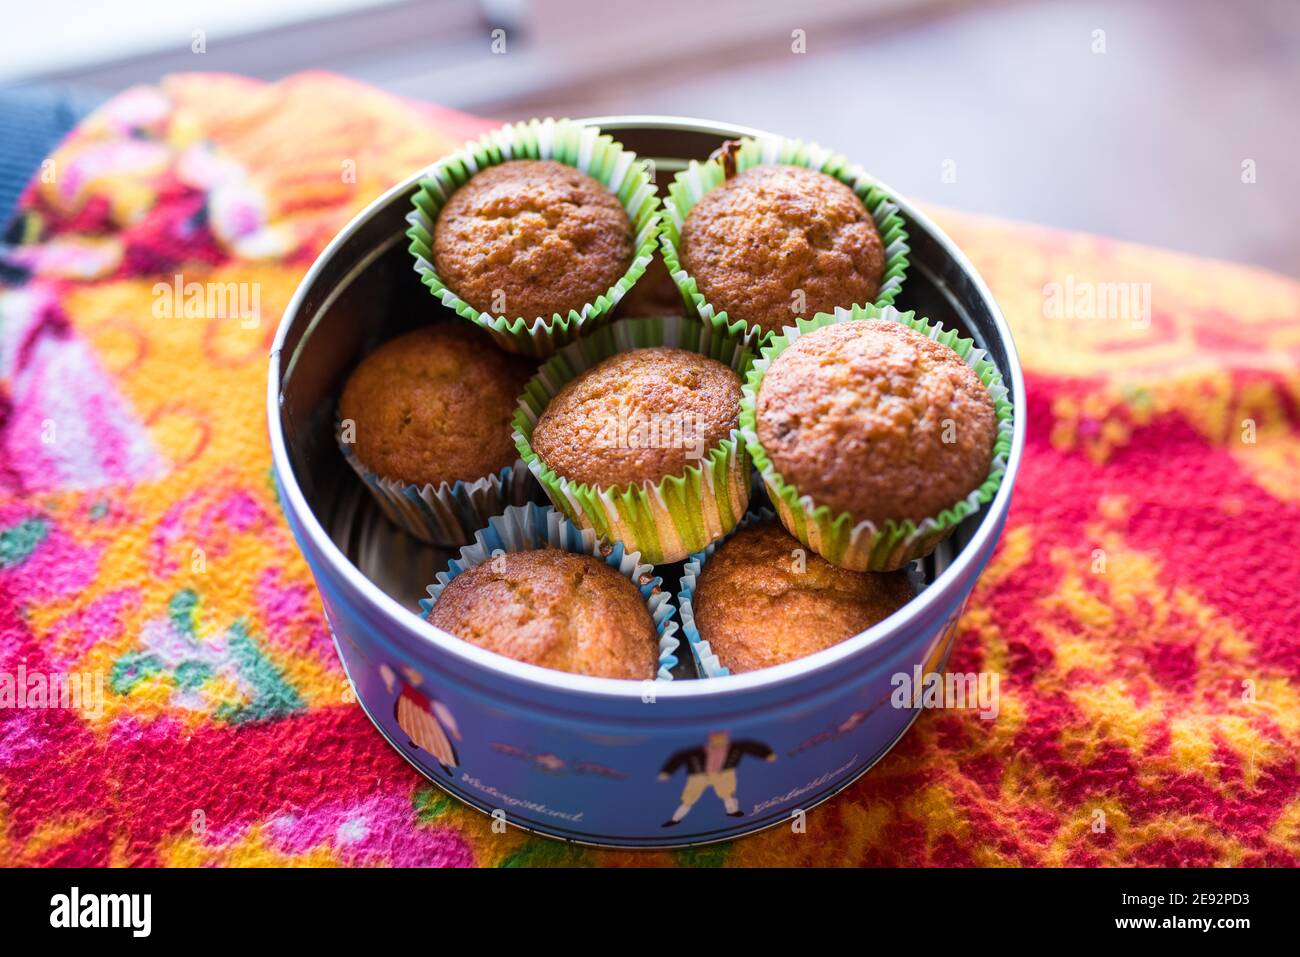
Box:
337;419;536;547
659;134;910;347
406;118;661;358
512;314;755;565
738;304;1015;572
678;508;928;678
419;503;680;681
676;507;776;678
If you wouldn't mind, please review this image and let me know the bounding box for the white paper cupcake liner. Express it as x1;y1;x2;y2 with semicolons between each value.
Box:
338;419;536;547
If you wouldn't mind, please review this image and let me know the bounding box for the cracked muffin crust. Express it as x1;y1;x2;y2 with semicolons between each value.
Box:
530;346;742;489
339;323;535;488
691;521;913;673
757;319;996;526
425;549;658;679
680;164;885;337
433;159;633;321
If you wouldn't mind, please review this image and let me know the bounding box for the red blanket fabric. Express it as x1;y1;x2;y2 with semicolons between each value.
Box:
1;73;1297;866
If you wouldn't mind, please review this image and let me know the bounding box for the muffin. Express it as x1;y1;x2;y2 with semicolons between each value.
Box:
426;549;658;679
433;159;633;322
756;318;996;526
680;164;885;337
689;521;913;673
515;316;755;564
614;254;685;319
339;323;535;489
531;346;741;489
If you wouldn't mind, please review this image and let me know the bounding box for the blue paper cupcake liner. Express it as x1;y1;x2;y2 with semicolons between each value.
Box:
678;508;929;678
676;508;777;678
419;503;681;681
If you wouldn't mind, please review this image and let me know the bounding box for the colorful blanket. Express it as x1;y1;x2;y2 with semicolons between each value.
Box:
1;73;1297;867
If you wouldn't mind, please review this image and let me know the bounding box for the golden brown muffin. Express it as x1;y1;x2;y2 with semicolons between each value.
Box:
433;159;633;321
426;549;657;679
614;254;684;319
680;164;884;337
531;347;741;489
757;319;996;525
339;323;535;488
691;521;913;673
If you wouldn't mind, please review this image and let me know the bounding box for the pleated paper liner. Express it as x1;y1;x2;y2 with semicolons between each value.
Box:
676;507;775;678
678;508;929;678
406;118;661;357
659;134;910;346
337;418;535;547
738;304;1014;572
513;314;755;565
419;503;680;681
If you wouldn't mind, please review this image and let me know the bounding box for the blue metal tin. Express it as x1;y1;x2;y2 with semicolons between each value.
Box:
267;117;1027;847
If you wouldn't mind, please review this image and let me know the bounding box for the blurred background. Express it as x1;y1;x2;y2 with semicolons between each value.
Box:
2;0;1297;274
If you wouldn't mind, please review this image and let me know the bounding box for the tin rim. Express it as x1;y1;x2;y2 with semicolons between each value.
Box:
267;114;1027;703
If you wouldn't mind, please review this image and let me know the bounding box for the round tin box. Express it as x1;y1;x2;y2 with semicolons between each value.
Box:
267;117;1027;847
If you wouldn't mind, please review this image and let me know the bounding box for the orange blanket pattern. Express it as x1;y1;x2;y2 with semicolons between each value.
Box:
0;73;1297;867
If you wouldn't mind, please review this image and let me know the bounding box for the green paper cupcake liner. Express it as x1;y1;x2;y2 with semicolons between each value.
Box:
406;118;661;357
659;134;911;346
337;418;536;547
512;314;755;565
739;304;1014;572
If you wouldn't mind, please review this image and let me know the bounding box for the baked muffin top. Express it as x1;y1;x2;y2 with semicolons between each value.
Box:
531;347;742;489
757;319;996;525
680;164;885;337
425;549;658;680
339;323;535;487
433;159;633;322
691;521;912;673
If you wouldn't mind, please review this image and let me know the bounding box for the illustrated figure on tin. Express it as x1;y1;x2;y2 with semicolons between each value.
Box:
658;730;775;827
380;663;461;777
